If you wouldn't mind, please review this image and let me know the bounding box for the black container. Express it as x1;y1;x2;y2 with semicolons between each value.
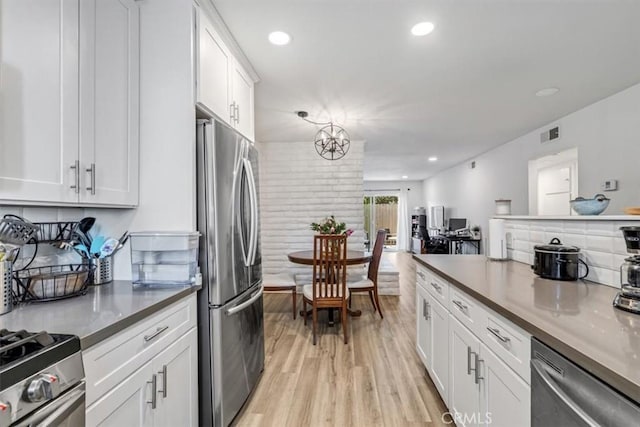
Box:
621;226;640;254
532;238;589;281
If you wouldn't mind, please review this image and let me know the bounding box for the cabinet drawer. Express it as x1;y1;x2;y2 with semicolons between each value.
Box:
84;294;197;406
417;266;449;308
449;288;486;337
482;311;531;384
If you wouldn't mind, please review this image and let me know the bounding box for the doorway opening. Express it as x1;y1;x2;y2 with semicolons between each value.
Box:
363;194;399;252
528;148;579;215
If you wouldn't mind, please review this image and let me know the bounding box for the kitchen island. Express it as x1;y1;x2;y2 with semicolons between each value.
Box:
414;254;640;403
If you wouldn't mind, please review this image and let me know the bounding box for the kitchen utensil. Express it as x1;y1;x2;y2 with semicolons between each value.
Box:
0;215;38;245
90;235;105;256
99;238;119;258
624;207;640;215
570;194;610;215
532;238;589;281
78;217;96;236
74;244;91;258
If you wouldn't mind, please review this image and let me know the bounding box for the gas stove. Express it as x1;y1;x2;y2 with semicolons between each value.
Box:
0;329;84;426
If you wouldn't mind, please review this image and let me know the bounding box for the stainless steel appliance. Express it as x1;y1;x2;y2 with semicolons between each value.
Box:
0;329;85;426
196;118;264;427
531;338;640;426
613;227;640;313
532;238;589;281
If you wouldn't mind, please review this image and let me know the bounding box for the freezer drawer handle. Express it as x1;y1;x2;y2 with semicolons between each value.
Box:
227;286;263;316
144;326;169;342
531;360;599;427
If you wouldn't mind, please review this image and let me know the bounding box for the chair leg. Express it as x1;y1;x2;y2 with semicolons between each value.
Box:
349;295;352;308
303;299;307;325
292;287;297;320
312;306;318;345
373;288;384;319
342;303;348;344
368;290;377;312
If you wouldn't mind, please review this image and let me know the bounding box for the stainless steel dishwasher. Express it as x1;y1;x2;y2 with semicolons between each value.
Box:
531;338;640;426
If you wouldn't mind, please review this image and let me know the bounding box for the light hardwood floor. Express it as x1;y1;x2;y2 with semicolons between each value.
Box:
234;252;449;427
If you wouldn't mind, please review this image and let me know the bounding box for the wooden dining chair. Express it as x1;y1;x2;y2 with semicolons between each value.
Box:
302;234;350;345
347;229;386;319
263;272;297;319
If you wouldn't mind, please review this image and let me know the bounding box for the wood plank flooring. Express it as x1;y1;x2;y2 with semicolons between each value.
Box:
234;252;449;427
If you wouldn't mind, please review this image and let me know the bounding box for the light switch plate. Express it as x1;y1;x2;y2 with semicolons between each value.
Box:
601;179;618;191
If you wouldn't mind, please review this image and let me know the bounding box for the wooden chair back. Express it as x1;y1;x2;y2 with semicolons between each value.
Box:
312;234;348;303
368;229;387;282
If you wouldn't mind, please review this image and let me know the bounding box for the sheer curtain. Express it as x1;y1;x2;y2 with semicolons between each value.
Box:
396;188;410;252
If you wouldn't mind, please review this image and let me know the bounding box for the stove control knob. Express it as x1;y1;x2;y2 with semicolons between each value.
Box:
0;401;11;425
25;373;61;402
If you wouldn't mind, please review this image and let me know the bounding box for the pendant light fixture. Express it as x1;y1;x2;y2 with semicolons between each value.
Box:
296;111;350;161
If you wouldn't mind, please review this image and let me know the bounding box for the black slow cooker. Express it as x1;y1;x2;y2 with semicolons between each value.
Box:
532;238;589;281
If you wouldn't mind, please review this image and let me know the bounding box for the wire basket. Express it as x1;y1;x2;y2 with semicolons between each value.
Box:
14;264;93;302
0;216;38;246
34;221;80;244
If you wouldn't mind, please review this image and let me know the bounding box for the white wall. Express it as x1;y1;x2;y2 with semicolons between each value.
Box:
259;140;365;276
423;82;640;245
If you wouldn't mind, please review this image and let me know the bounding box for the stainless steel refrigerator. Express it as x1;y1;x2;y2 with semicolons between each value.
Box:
196;118;264;427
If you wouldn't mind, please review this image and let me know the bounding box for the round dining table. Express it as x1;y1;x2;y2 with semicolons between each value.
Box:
287;250;372;323
287;250;371;266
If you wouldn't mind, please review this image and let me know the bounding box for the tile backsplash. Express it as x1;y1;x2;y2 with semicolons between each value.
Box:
503;218;640;288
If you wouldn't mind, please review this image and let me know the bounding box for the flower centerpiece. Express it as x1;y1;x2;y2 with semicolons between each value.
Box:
310;215;354;236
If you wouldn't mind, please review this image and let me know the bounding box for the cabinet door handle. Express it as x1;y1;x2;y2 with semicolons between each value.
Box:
70;161;80;193
144;326;169;342
487;326;511;343
467;346;472;375
85;163;96;195
235;103;240;124
452;299;468;312
158;364;167;398
230;102;236;122
474;353;484;384
430;282;442;292
426;302;431;320
147;374;157;409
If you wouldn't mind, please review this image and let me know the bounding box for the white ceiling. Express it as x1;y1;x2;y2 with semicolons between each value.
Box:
213;0;640;181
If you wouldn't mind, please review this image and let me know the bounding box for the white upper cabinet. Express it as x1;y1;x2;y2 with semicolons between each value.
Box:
197;10;232;123
0;0;140;207
196;5;256;141
0;0;79;204
80;0;140;206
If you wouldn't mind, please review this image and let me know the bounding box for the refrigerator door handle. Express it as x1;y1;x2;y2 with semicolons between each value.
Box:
235;156;250;268
226;286;263;316
244;157;259;265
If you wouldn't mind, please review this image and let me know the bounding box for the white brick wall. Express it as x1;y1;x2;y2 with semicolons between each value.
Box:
258;140;365;276
503;217;640;288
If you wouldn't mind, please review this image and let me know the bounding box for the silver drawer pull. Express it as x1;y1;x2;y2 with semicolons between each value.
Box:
487;326;511;343
430;282;442;292
144;326;169;342
452;300;467;311
417;271;426;280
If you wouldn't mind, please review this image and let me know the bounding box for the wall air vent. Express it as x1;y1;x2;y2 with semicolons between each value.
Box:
540;126;560;144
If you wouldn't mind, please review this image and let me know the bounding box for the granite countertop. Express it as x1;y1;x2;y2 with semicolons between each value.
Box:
0;281;200;349
413;254;640;403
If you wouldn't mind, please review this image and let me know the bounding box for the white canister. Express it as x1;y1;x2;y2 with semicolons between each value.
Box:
495;199;512;215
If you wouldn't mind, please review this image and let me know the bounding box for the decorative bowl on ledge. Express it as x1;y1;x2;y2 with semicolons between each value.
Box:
570;194;610;215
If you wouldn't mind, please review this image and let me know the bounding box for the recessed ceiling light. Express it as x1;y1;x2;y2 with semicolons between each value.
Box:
268;31;291;46
402;175;408;179
535;87;559;97
411;22;435;36
428;156;438;162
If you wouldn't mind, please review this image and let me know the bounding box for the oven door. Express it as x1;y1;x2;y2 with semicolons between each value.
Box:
14;382;85;427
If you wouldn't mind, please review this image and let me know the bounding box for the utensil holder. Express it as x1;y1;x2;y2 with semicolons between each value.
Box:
91;257;113;285
0;261;13;315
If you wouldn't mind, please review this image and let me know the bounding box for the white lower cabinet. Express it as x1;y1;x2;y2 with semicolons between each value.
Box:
85;295;198;427
479;341;530;427
416;265;531;427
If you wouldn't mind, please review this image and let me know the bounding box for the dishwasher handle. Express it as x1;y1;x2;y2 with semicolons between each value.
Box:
531;360;599;427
